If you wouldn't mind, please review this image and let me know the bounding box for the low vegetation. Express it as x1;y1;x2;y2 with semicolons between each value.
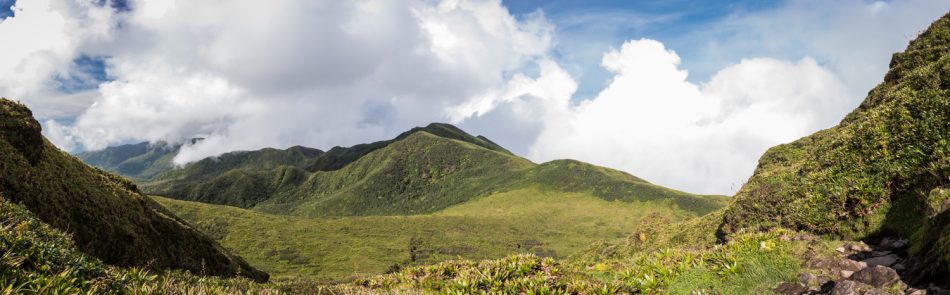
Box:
153;186;699;281
720;11;950;282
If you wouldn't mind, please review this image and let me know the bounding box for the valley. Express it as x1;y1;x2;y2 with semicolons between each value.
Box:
153;187;698;281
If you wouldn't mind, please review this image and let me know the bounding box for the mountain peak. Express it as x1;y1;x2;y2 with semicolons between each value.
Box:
398;122;511;154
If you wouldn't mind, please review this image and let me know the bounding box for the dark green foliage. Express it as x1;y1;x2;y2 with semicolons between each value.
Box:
0;195;111;293
0;196;288;294
145;145;323;208
0;98;268;282
719;12;950;281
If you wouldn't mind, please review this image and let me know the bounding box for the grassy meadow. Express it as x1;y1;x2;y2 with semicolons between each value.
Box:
153;186;697;281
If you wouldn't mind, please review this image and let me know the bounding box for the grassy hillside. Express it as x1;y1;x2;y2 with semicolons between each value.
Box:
153;187;699;280
141;124;726;219
310;12;950;295
716;12;950;282
0;98;267;282
0;193;285;294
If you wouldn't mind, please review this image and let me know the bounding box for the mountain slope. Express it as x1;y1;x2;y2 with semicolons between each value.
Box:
0;99;268;282
76;140;181;180
140;124;726;218
717;12;950;282
304;123;511;173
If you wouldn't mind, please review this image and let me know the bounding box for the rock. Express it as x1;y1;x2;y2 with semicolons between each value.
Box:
906;288;927;295
863;254;899;267
870;251;892;257
836;246;847;253
850;266;905;289
840;259;867;271
774;282;807;295
891;239;909;249
840;270;854;278
877;237;896;249
847;242;871;252
831;280;873;295
891;263;906;272
799;272;818;285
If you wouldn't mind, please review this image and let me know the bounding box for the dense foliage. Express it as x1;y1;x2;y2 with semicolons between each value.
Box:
719;12;950;282
0;99;267;282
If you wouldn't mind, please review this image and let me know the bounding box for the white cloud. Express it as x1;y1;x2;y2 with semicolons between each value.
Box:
38;0;554;164
501;40;849;195
11;0;949;195
0;0;114;117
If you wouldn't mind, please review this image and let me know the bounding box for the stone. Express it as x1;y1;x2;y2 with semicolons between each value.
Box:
839;259;867;271
774;282;807;295
831;280;872;295
891;263;906;272
840;270;854;278
850;266;905;289
891;239;909;249
870;251;892;257
847;242;870;252
799;272;818;285
877;237;896;249
836;246;847;253
863;254;899;267
906;288;927;295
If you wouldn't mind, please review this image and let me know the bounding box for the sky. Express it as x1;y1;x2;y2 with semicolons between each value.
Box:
2;0;948;195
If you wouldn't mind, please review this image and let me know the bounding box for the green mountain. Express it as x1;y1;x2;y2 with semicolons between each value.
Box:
76;140;183;181
715;12;950;282
0;99;268;282
139;123;725;218
79;121;728;280
321;12;950;295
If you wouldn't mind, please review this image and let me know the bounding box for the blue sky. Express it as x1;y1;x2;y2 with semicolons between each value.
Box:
502;0;788;99
0;0;14;18
4;0;949;194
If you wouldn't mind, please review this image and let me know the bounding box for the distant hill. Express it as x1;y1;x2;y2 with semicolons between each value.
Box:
0;99;268;282
133;123;725;218
716;12;950;282
76;140;181;180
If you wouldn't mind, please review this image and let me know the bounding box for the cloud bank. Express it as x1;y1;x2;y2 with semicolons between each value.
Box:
2;0;947;194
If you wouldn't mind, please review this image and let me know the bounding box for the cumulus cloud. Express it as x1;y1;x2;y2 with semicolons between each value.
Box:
9;0;948;194
0;0;114;117
485;40;849;195
39;0;554;164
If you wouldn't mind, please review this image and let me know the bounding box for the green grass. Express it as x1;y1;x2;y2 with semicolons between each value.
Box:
153;186;700;281
330;230;804;294
0;194;285;294
718;12;950;281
